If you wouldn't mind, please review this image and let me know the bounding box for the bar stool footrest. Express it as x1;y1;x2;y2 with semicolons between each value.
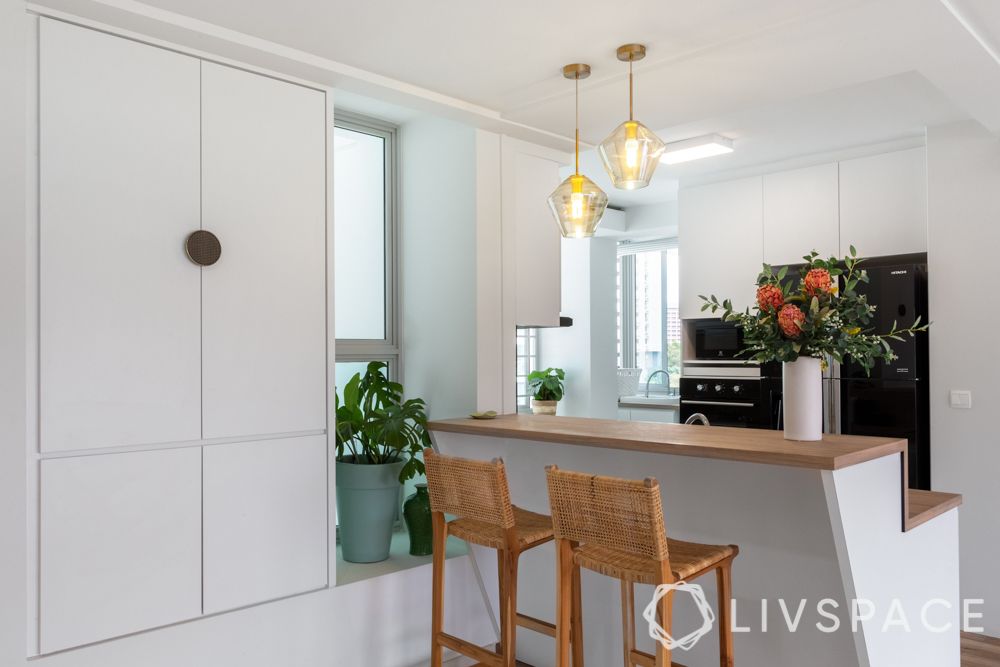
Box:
437;632;501;667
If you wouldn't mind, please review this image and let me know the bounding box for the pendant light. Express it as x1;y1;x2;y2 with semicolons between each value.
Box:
598;44;665;190
547;63;609;239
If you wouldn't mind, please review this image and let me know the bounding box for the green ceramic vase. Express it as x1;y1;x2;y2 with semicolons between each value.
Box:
403;483;433;556
336;456;405;563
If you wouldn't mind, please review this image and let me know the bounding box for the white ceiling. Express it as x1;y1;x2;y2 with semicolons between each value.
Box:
62;0;1000;206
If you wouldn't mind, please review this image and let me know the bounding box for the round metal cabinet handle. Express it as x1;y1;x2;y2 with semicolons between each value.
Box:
185;230;221;266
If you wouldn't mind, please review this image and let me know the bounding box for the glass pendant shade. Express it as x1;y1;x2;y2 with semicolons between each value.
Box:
547;173;608;238
598;119;665;190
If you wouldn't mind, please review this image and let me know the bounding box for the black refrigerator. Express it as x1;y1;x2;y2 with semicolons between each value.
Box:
838;261;930;490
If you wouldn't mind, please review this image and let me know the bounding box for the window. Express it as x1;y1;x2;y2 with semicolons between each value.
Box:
617;239;681;394
333;112;399;388
515;328;540;413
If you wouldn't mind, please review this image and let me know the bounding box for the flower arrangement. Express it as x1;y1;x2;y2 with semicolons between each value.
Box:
700;247;928;374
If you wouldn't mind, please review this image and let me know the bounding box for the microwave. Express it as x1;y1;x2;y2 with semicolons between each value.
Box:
694;320;744;360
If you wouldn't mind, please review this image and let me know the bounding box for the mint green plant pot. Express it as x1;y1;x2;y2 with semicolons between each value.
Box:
336;456;406;563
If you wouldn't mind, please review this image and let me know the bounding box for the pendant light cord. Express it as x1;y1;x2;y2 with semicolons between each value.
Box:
575;74;580;175
628;58;634;121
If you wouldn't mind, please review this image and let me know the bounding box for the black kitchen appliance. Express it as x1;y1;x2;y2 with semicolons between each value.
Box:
693;320;744;360
680;376;782;429
839;261;930;489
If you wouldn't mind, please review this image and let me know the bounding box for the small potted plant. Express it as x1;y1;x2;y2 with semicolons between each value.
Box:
335;362;430;563
701;247;928;441
527;367;566;415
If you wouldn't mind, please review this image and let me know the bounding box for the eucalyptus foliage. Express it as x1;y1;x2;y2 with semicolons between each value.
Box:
700;247;929;375
334;361;430;483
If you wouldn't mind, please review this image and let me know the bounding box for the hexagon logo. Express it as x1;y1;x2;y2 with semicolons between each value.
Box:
642;581;716;651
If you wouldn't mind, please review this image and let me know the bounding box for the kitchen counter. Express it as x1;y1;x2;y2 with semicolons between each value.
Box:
428;415;962;667
428;414;905;471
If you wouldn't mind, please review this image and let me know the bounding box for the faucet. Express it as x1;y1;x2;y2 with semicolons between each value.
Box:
645;369;670;398
685;413;710;426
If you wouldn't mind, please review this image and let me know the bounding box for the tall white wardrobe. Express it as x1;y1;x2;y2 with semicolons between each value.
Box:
35;18;331;653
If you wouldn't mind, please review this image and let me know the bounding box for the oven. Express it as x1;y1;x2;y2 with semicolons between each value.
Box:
693;320;744;360
679;377;781;429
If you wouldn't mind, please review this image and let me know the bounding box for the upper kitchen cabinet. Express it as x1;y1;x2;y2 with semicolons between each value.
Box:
679;176;764;319
763;162;839;265
839;147;928;257
201;63;327;439
502;137;568;327
39;18;202;452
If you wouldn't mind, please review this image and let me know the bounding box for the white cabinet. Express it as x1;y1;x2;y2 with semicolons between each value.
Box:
40;449;202;653
203;436;328;613
763;163;839;265
839;147;928;257
624;407;680;424
502;137;567;327
678;176;764;319
39;18;202;452
201;63;327;439
36;20;331;652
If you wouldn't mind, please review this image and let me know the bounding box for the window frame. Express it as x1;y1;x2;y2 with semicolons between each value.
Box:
618;238;680;395
515;328;541;413
333;111;401;383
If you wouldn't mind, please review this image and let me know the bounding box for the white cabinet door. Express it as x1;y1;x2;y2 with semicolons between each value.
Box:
839;147;928;257
39;18;201;452
203;436;328;613
201;63;327;439
503;138;566;327
40;449;202;652
678;176;764;319
763;163;839;265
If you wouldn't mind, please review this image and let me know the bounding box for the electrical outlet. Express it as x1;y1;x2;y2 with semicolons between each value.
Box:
949;390;972;409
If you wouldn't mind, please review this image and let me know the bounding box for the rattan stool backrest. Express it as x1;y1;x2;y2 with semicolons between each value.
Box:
545;465;669;562
423;448;516;529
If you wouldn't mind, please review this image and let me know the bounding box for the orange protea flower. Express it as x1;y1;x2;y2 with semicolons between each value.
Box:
804;268;833;296
756;284;785;312
778;304;806;338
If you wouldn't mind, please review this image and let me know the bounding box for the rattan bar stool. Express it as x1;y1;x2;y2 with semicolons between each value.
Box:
545;466;739;667
424;449;583;667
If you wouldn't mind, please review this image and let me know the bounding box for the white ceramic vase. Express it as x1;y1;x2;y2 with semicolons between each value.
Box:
782;356;823;441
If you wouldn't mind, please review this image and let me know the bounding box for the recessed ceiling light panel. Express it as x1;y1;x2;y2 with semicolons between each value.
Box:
660;134;734;165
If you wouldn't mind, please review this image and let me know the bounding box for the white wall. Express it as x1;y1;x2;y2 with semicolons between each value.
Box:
399;116;479;420
539;238;618;419
624;201;678;239
1;4;28;666
926;119;1000;636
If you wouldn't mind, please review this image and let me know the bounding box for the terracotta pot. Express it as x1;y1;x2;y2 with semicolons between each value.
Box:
531;399;558;416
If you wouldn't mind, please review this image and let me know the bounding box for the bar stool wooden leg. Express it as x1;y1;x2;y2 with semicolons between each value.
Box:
431;512;447;667
620;581;636;667
717;559;735;667
497;550;508;658
501;549;520;667
555;538;575;667
655;562;674;667
571;545;584;667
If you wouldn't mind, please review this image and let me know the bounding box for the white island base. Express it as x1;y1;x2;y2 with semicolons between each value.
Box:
430;417;961;667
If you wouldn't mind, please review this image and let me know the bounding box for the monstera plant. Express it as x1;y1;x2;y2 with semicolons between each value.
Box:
335;361;431;563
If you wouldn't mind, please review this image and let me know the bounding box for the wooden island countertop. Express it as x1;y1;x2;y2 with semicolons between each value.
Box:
427;414;961;531
427;414;906;471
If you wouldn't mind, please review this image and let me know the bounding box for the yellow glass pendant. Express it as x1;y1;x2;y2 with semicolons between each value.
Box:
547;63;608;238
598;44;665;190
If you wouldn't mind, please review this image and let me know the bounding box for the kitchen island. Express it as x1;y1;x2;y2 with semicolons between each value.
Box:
428;415;962;667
